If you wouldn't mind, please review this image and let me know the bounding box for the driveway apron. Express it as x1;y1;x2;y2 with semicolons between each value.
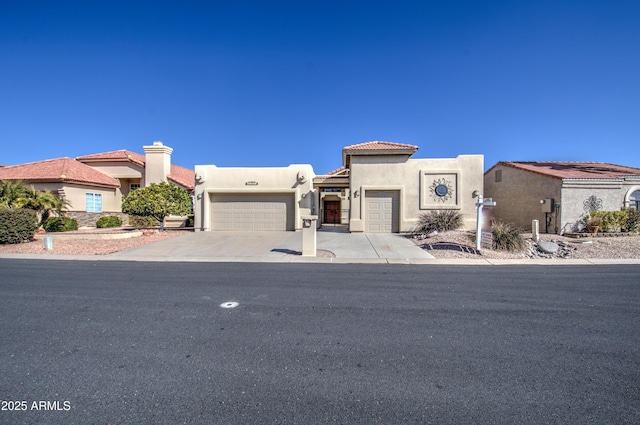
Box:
108;230;434;261
109;231;294;259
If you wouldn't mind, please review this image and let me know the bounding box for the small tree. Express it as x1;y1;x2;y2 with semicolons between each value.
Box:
121;182;192;230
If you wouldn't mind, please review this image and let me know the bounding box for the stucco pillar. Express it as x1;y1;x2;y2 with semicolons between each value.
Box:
143;141;173;186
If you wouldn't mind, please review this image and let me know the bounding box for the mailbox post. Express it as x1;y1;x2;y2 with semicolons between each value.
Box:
475;195;496;251
301;215;318;257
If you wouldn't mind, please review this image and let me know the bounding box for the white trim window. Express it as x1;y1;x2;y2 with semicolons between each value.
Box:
86;193;103;212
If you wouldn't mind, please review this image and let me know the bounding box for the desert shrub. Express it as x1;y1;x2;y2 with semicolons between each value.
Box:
590;210;628;232
413;210;463;235
0;208;38;244
128;214;160;228
491;221;526;252
43;216;78;232
96;215;122;228
623;208;640;233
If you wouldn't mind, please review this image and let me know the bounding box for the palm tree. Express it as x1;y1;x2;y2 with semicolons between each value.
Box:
49;194;72;221
0;180;27;208
18;186;70;225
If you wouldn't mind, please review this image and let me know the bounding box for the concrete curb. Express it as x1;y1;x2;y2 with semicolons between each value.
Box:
1;253;639;265
33;231;143;241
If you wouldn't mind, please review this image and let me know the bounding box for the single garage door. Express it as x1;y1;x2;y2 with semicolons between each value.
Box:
365;190;399;233
210;193;295;231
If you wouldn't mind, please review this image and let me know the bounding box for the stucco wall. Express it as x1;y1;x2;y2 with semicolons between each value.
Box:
349;154;483;232
485;166;640;233
86;162;144;180
484;165;562;232
118;178;143;199
193;164;315;231
560;180;638;233
26;182;120;213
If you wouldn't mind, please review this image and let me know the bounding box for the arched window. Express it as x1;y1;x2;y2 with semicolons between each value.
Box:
631;190;640;210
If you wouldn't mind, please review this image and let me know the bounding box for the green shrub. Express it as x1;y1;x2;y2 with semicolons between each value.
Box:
492;221;526;252
96;215;123;228
43;216;78;232
128;214;159;228
0;208;38;244
623;208;640;233
591;210;628;232
413;209;463;235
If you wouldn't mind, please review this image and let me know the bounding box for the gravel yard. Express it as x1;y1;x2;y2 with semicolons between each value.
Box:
412;231;640;259
1;229;639;259
0;230;189;256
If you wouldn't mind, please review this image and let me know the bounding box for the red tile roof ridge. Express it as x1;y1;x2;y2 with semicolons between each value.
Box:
343;141;419;151
77;149;146;167
319;165;347;176
496;161;640;180
0;157;120;188
1;156;74;168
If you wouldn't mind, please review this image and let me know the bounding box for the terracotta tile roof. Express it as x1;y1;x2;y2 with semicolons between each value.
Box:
313;166;350;185
77;149;194;190
168;164;195;191
318;166;347;176
0;158;120;188
76;150;146;167
342;141;419;166
497;161;640;180
343;141;419;152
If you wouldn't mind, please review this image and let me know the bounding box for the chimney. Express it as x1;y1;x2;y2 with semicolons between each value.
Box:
143;141;173;186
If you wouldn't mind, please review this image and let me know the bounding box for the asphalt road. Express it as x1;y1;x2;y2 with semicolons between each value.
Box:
0;260;639;424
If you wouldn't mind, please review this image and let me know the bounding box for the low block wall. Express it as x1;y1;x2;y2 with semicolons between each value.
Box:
67;212;130;228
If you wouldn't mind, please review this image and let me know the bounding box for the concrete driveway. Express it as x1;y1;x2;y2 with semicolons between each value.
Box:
108;229;434;262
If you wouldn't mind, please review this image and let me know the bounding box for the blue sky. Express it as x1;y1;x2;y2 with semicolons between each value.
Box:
1;0;639;174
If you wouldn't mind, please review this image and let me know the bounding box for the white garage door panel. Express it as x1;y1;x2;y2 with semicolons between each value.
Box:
366;191;399;233
210;193;294;231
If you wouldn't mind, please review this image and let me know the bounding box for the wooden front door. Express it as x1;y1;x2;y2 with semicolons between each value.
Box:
324;201;341;224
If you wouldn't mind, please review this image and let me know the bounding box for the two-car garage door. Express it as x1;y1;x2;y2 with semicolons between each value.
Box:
210;191;398;232
210;193;295;231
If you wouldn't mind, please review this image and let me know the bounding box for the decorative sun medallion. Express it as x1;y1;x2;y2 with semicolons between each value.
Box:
430;178;454;203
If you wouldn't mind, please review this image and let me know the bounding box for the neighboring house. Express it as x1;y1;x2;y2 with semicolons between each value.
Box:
194;141;484;233
0;141;194;226
484;161;640;234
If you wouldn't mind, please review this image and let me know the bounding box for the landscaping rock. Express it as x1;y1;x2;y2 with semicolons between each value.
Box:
526;239;577;259
537;240;559;254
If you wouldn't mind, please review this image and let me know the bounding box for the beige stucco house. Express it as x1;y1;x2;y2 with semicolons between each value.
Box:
0;141;194;226
194;141;484;233
484;161;640;234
